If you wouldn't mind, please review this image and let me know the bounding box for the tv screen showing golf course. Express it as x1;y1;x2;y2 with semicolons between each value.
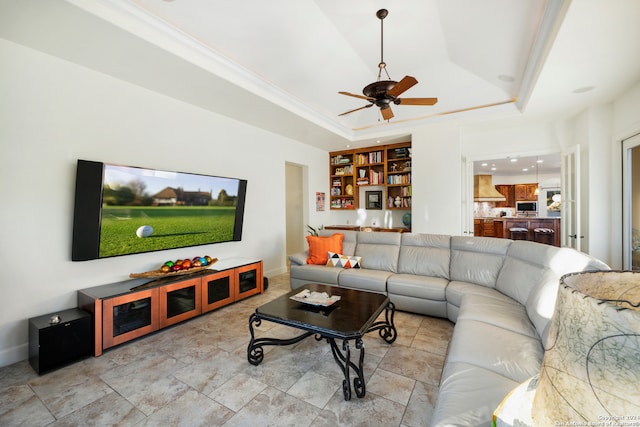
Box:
71;160;247;261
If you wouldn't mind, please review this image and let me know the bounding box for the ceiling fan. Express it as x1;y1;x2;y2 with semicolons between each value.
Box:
338;9;438;121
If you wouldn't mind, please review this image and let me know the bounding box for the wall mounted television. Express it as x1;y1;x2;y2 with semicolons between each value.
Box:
72;160;247;261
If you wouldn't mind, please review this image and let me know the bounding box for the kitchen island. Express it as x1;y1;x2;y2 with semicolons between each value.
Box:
493;217;560;247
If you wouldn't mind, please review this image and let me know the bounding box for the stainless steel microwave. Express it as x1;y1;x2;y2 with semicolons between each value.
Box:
516;201;537;212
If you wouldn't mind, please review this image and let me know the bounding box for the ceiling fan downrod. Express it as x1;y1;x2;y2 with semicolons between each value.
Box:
376;9;390;81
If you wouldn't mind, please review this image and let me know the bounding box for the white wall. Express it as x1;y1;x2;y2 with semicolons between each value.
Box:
0;38;328;366
411;125;462;235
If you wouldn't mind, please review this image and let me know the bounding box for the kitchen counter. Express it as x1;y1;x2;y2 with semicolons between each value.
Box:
474;217;560;246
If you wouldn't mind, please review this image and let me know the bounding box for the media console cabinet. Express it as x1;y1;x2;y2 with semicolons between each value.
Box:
78;257;263;356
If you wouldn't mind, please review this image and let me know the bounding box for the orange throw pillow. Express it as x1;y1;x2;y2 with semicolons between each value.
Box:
306;233;344;265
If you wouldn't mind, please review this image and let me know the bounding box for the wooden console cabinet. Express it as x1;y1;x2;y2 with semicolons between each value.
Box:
78;258;263;356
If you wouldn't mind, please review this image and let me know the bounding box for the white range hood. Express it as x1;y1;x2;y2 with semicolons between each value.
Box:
474;175;506;202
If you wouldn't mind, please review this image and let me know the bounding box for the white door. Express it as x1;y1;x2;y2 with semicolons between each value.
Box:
561;145;581;249
622;133;640;269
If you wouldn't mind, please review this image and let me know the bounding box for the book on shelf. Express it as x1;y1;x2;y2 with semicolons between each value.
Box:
388;174;411;185
369;170;384;185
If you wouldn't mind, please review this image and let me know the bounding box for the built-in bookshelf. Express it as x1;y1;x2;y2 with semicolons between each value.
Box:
329;142;411;210
330;151;355;209
385;143;412;210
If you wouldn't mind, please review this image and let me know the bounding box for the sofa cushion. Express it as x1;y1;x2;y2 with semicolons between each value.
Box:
445;318;543;382
338;268;393;293
497;241;611;342
354;231;401;272
306;233;343;265
449;236;511;288
387;273;448;301
456;294;538;339
433;361;519;427
446;280;513;322
290;264;341;287
398;233;451;279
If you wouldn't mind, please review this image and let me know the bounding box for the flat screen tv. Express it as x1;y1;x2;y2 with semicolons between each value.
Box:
72;160;247;261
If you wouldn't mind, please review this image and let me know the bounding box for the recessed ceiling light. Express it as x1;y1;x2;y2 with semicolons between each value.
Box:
573;86;595;94
481;163;488;167
510;158;518;163
523;168;529;172
537;159;544;163
491;167;497;171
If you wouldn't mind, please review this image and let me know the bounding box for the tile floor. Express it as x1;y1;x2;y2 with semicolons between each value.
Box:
0;273;454;426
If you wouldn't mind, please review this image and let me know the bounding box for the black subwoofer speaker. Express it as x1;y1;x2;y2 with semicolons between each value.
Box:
29;308;92;375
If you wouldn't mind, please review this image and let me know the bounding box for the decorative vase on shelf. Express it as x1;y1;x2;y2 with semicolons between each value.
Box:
394;196;401;207
402;213;411;227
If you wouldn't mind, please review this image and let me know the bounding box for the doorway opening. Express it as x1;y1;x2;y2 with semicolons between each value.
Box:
285;162;306;265
622;133;640;269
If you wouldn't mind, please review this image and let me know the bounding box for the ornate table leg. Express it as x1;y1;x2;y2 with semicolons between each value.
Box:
367;301;397;344
353;338;366;398
247;313;313;365
328;337;366;400
247;313;264;365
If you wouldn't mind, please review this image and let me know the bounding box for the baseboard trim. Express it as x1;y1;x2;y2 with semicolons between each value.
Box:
0;342;28;368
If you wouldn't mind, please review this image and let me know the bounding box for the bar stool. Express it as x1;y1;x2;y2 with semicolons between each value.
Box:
534;228;554;245
509;227;529;240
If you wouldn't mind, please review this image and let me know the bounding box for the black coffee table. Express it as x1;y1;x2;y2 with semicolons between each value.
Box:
247;284;396;400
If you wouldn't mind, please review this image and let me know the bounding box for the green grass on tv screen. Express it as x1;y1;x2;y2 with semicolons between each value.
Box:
99;206;236;258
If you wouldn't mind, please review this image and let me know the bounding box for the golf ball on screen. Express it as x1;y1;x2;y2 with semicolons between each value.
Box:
136;225;153;238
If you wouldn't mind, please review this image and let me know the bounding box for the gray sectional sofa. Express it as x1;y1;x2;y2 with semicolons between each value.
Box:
288;230;609;427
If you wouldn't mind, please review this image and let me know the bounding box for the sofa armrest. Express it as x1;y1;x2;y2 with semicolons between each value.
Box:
289;252;308;266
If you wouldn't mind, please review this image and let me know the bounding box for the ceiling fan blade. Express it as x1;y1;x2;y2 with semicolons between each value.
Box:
339;104;373;116
396;97;439;106
380;106;394;121
338;91;375;102
387;76;418;98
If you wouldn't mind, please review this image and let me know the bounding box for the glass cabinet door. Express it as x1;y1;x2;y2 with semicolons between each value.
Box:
201;270;236;313
103;288;159;349
159;277;201;328
236;262;263;301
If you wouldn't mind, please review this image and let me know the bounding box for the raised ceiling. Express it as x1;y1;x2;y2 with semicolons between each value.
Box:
3;0;640;150
474;153;561;177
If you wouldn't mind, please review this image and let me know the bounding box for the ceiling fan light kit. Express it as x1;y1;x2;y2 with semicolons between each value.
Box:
339;9;438;121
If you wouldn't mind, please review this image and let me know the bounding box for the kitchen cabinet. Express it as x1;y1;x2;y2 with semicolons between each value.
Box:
474;218;496;237
495;185;515;207
514;183;538;201
482;220;496;237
